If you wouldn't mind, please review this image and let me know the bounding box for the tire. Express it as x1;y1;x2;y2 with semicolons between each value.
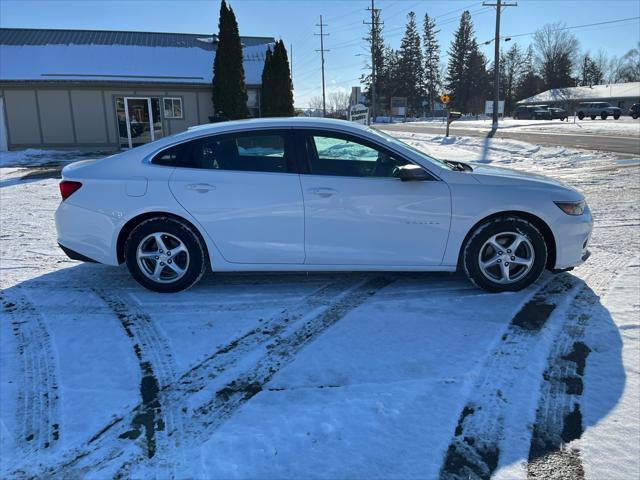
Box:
632;114;638;119
613;113;620;120
601;112;608;120
590;115;596;120
463;217;547;292
125;217;207;293
577;112;584;120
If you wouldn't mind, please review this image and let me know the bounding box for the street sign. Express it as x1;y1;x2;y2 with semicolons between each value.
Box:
440;94;450;104
349;103;369;125
485;100;504;115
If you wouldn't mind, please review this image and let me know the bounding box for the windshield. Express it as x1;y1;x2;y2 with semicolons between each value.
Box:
367;127;453;170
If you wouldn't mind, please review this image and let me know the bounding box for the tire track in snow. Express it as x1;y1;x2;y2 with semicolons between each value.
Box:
91;288;186;479
439;254;629;480
44;275;383;477
0;288;61;474
527;254;630;480
440;273;581;480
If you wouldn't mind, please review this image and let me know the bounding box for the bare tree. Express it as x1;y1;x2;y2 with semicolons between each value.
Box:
308;95;325;111
327;90;350;117
533;22;580;89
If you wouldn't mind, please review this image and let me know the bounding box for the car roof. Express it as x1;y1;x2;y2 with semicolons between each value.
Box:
185;116;370;136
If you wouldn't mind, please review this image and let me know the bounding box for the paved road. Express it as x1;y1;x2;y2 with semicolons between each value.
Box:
377;123;640;156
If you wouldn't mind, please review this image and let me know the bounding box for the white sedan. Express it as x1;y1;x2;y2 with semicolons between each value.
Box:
55;117;592;293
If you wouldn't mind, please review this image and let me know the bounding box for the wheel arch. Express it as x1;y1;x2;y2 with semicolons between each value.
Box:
116;211;210;265
457;210;556;270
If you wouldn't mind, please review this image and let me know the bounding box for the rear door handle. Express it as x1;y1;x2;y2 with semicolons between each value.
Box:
309;187;338;197
187;183;216;193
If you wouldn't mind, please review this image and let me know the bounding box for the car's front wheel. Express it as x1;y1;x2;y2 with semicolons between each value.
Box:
125;217;206;292
613;113;620;120
463;217;547;292
601;112;608;120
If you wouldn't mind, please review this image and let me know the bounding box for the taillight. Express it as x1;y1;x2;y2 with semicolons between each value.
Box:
59;180;82;200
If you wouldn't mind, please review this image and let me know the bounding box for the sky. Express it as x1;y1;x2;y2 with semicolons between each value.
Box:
1;0;639;108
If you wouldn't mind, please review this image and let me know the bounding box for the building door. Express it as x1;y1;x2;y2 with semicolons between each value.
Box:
124;97;154;148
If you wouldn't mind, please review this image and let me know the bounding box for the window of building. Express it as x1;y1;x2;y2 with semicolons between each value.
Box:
163;97;183;119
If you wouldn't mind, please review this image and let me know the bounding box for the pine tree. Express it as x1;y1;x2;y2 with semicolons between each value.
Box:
580;53;604;86
260;40;294;117
465;39;489;114
500;43;525;115
446;11;474;112
212;0;249;119
397;12;424;115
273;40;295;116
361;7;385;115
422;13;441;113
515;45;543;101
260;46;274;116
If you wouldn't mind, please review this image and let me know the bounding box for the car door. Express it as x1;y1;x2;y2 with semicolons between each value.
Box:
168;129;305;264
296;129;451;266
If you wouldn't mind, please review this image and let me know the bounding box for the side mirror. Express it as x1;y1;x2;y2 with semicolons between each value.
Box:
399;164;431;182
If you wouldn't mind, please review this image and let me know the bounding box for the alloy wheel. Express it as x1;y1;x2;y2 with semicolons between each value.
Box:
478;232;535;284
136;232;190;283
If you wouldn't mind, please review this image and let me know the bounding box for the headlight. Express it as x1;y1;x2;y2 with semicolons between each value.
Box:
554;200;586;216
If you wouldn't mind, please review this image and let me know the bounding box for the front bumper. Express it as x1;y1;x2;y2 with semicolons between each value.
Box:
552;208;593;270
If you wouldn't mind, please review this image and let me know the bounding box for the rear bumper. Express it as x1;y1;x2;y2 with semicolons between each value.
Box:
58;243;100;263
55;201;120;266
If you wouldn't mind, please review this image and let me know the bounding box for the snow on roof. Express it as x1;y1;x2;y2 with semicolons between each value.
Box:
518;82;640;104
0;29;274;86
0;42;272;85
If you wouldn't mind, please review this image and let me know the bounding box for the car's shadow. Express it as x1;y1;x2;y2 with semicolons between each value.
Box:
0;263;626;478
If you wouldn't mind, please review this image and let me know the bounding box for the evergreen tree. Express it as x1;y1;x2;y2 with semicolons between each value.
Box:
446;11;474;112
515;45;543;101
579;53;604;85
500;43;525;114
361;7;385;115
422;13;441;113
212;0;249;119
271;40;294;116
260;46;275;116
465;39;489;114
397;12;424;115
378;47;401;114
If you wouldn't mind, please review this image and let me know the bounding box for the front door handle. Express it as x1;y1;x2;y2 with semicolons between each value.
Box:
309;187;338;197
187;183;216;193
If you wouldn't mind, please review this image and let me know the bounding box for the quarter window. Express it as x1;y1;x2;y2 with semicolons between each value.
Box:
163;98;183;119
306;134;410;178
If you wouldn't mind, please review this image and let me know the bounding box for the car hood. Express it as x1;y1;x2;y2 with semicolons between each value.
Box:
469;163;577;192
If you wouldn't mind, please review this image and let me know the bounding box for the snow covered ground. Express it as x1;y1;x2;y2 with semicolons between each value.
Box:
1;133;638;479
402;116;640;137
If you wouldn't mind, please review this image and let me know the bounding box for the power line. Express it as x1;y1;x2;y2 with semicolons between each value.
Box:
501;16;640;41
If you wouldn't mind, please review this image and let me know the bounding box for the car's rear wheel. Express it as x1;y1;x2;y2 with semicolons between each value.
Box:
590;115;596;120
613;113;620;120
577;112;584;120
125;217;206;293
463;217;547;292
601;112;608;120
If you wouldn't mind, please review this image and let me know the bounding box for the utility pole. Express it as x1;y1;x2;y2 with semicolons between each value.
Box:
315;15;329;117
363;0;381;123
483;0;517;130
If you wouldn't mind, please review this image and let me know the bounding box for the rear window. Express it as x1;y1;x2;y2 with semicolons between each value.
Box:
152;131;290;173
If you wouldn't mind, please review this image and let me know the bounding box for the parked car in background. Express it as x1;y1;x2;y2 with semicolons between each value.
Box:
576;102;622;120
55;117;592;294
512;105;552;120
629;103;639;119
545;107;568;121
